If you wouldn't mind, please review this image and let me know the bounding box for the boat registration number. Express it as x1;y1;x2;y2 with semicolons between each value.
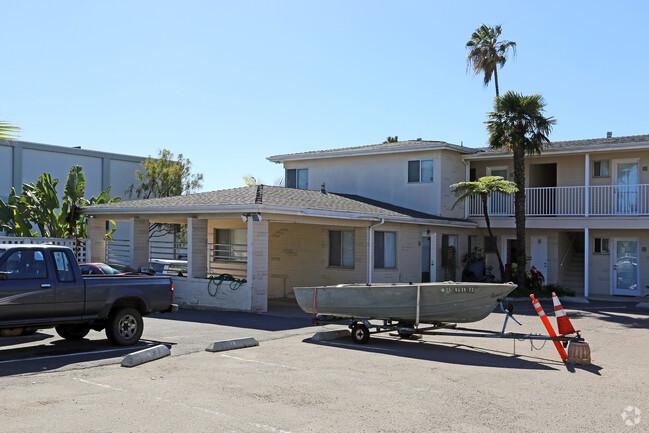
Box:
440;287;475;293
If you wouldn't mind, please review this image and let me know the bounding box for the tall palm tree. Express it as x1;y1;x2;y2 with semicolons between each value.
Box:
451;176;518;280
466;24;516;98
486;91;555;287
0;120;20;140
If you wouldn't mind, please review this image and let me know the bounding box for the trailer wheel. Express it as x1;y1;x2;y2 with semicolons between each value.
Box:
351;323;370;344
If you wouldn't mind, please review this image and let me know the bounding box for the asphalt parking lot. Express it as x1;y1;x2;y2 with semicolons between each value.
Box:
1;298;647;432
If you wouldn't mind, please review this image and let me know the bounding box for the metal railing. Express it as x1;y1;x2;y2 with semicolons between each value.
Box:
468;184;649;217
105;238;132;268
149;239;187;261
207;242;248;279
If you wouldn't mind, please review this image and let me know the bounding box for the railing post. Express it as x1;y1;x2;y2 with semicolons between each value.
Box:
585;154;590;217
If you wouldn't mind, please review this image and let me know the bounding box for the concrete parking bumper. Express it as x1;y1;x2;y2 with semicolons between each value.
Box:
121;344;171;367
205;337;259;352
311;329;350;342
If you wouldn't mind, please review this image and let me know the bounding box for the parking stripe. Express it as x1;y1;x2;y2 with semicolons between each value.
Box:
220;353;299;370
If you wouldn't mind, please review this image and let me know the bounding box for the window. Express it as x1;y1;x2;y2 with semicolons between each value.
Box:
329;230;355;268
0;250;48;280
285;168;308;189
593;160;610;177
488;167;509;180
594;238;610;254
374;231;396;269
53;251;75;282
213;229;247;262
407;159;434;183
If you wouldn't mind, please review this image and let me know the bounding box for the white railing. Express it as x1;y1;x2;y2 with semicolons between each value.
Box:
105;238;131;268
207;242;248;279
468;184;649;217
149;238;187;261
0;236;89;263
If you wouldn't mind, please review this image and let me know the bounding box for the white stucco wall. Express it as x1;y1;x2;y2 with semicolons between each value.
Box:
109;159;143;198
283;149;467;216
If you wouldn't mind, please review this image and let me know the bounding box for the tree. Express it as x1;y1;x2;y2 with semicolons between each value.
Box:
127;149;203;239
486;91;555;287
466;24;516;98
383;136;399;143
451;176;518;281
243;175;262;186
0;166;120;239
127;149;203;199
0;119;20;140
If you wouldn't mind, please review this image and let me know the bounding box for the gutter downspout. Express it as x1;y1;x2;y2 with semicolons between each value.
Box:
368;218;385;284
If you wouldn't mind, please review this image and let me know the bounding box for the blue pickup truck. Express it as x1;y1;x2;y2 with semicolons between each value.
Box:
0;244;177;345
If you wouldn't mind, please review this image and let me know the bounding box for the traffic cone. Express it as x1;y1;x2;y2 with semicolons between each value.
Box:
530;294;568;362
552;292;578;336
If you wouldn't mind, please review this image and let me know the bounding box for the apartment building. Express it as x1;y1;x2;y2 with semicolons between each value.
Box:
84;134;648;312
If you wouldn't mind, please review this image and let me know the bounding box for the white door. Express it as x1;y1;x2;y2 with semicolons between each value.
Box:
530;236;548;278
613;238;639;296
613;160;639;214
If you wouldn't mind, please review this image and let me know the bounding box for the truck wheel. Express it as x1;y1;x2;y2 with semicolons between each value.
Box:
55;324;91;340
106;307;143;346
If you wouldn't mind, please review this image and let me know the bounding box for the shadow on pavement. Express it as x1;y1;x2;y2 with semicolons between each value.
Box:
150;298;314;332
306;335;562;370
307;333;604;374
0;338;176;377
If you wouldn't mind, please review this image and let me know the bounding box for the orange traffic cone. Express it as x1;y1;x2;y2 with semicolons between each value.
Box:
530;294;568;362
552;292;579;336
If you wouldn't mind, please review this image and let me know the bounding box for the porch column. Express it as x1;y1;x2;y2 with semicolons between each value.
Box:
87;217;106;263
131;217;150;269
584;227;589;297
187;217;207;278
247;217;268;312
585;154;590;217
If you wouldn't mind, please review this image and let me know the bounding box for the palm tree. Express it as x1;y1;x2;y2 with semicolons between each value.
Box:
466;24;516;98
0;120;20;140
486;91;555;287
451;176;518;280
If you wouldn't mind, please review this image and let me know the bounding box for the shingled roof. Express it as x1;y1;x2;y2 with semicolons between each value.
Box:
267;139;477;162
83;185;470;225
469;133;649;157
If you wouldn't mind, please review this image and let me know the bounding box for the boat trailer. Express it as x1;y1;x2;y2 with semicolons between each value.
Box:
312;301;586;351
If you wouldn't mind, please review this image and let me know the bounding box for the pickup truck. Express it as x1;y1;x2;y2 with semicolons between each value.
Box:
0;244;178;345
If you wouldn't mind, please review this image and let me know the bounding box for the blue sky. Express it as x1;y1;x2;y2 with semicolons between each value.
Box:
2;1;648;192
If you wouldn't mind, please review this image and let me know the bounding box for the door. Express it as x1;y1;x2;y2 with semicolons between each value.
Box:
421;233;436;282
0;248;55;323
613;238;639;296
530;236;548;278
614;161;639;214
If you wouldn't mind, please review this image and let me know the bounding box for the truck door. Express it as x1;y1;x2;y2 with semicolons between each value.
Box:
0;248;55;323
50;249;85;318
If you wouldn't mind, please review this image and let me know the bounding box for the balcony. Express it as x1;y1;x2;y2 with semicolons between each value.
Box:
468;184;649;217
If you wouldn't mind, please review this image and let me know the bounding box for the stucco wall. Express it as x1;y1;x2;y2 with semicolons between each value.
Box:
283;149;466;216
22;149;104;196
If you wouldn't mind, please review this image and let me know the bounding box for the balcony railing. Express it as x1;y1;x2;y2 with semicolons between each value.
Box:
468;184;649;217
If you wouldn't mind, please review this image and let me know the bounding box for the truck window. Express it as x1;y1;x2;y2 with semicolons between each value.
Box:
53;251;75;282
0;250;48;279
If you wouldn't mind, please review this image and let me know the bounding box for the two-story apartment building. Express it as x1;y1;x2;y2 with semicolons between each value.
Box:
82;134;648;312
465;134;649;299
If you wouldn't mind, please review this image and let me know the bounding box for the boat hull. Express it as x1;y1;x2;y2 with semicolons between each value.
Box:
294;282;517;323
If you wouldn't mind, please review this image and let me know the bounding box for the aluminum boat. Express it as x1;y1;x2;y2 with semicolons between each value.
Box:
294;281;517;324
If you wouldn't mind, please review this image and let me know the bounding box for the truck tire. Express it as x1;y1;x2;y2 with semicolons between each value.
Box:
105;307;143;346
55;324;91;340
